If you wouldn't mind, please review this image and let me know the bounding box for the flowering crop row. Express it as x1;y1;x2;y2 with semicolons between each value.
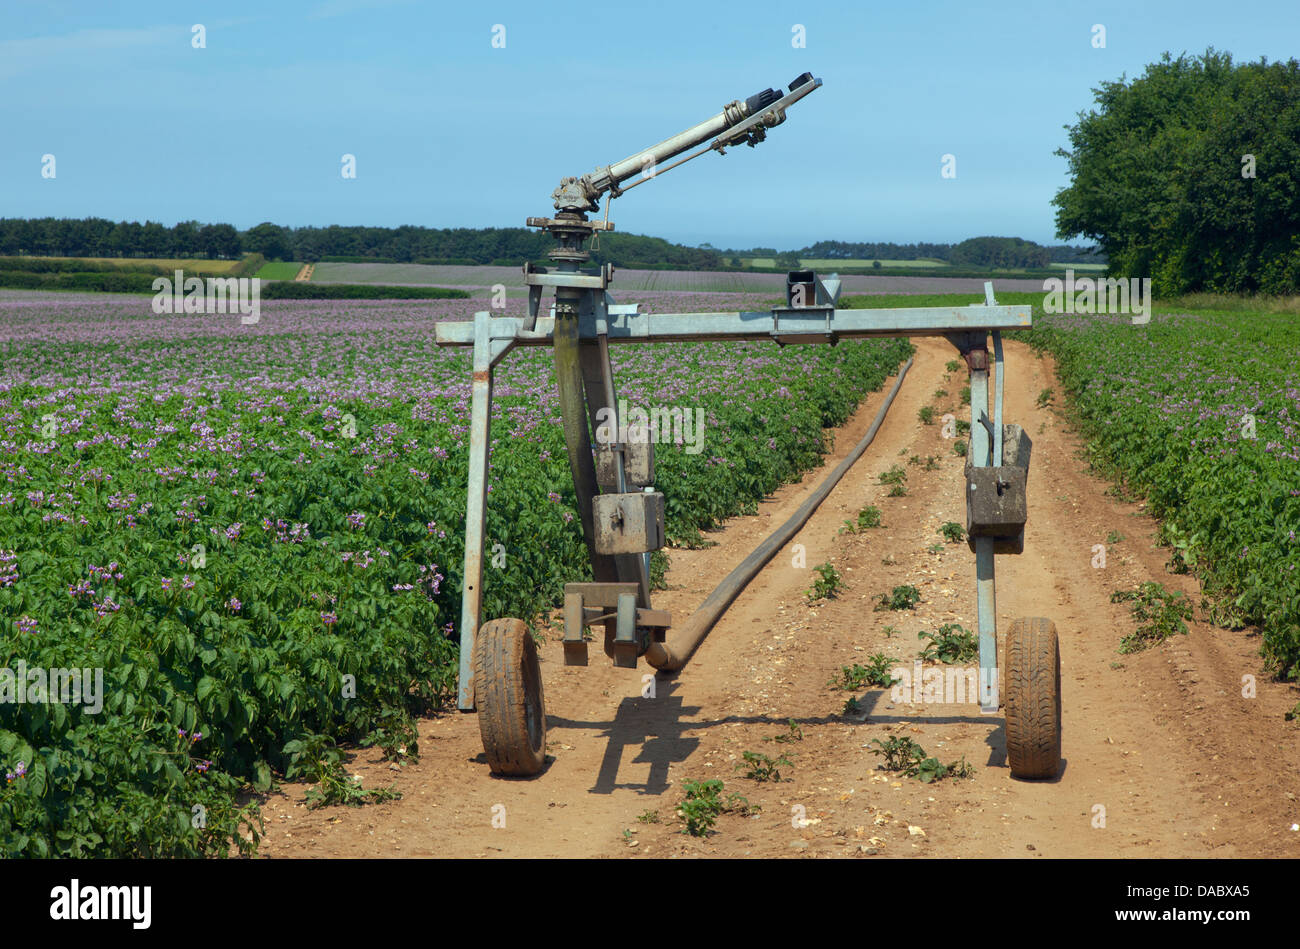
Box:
1022;310;1300;679
0;291;912;855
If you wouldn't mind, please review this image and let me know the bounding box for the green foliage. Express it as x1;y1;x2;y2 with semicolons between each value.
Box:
0;323;916;856
828;654;899;690
918;406;935;425
0;218;732;272
283;734;400;809
953;439;968;457
918;623;978;663
1053;49;1300;294
254;261;304;280
759;722;800;743
868;736;974;783
1036;387;1055;408
808;562;845;602
1112;583;1195;652
357;707;420;762
737;750;792;782
840;506;882;533
960;386;971;406
949;236;1051;269
869;736;926;772
945;360;963;373
0;270;160;293
637;809;660;824
766;719;803;743
875;585;921;611
1022;301;1300;679
939;522;965;543
677;779;723;837
879;465;906;487
676;779;753;836
947;756;976;779
1159;520;1202;575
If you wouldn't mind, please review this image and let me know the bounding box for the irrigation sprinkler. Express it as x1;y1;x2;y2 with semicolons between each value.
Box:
436;74;1061;780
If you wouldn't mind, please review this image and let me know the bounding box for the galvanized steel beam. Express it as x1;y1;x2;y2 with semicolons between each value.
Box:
435;304;1030;348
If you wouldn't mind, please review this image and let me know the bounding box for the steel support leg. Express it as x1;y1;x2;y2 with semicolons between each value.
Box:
457;312;495;710
554;287;619;584
578;331;651;607
969;363;999;712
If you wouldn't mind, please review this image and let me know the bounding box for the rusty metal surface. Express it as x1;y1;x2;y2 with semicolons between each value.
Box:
553;292;618;583
965;465;1028;537
596;441;653;490
562;581;641;608
1002;424;1033;472
592;491;665;555
577;338;652;605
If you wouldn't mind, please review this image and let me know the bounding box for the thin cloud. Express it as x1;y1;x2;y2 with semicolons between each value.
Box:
309;0;413;20
0;25;183;79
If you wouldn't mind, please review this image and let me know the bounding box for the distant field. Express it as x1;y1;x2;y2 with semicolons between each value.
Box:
255;261;305;280
808;257;949;269
1048;262;1107;271
311;261;1048;295
743;257;950;269
29;255;245;273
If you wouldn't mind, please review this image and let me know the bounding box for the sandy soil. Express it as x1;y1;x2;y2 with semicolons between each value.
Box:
253;337;1300;858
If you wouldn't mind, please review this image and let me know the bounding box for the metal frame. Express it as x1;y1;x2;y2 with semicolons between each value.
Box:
439;279;1029;711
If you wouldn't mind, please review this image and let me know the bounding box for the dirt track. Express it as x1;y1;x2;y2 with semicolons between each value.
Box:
257;338;1300;858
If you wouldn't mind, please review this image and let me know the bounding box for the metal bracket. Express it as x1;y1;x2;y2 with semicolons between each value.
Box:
770;305;838;346
562;583;671;668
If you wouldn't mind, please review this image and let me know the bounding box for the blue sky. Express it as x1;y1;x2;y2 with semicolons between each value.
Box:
2;0;1296;250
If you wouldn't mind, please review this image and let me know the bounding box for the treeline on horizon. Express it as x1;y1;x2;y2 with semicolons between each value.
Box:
0;217;1102;272
723;237;1105;268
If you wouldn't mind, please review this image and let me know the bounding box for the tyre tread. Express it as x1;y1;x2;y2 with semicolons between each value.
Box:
1004;616;1061;779
474;618;546;776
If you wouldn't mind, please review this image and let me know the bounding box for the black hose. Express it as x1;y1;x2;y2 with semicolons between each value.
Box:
645;356;914;672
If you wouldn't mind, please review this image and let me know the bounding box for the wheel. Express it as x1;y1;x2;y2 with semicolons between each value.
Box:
1004;617;1061;779
474;617;546;776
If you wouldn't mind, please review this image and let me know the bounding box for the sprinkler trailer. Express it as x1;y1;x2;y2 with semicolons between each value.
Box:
435;74;1062;780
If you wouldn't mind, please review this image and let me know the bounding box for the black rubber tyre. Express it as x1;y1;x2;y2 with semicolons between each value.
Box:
1004;617;1062;779
474;617;546;776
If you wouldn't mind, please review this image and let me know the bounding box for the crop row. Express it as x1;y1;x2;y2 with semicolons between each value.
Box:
0;292;912;856
1022;310;1300;679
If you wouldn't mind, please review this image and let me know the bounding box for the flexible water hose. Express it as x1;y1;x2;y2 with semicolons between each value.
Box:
645;355;914;672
